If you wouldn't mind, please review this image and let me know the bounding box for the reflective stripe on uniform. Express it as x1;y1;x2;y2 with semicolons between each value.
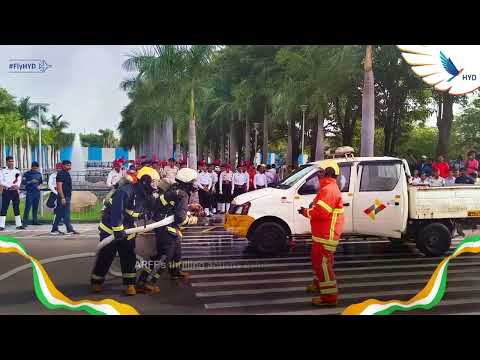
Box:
322;257;330;282
159;194;168;206
127;233;136;240
166;226;177;234
306;208;312;219
312;236;338;247
99;223;113;234
112;225;124;231
323;245;336;252
122;273;136;279
319;280;337;288
316;200;333;213
329;211;338;242
320;288;338;295
125;209;140;218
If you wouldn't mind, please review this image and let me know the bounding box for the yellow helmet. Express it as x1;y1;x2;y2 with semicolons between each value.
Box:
318;159;340;176
136;166;160;182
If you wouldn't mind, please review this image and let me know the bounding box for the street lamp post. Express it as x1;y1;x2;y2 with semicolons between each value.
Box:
33;103;49;217
300;104;308;164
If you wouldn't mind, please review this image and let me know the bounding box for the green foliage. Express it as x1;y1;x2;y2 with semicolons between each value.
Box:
80;133;103;147
450;95;480;156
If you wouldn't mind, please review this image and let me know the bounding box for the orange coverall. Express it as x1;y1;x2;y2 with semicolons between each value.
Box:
302;177;344;300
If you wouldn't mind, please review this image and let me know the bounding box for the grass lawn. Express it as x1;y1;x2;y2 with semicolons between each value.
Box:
5;197;103;224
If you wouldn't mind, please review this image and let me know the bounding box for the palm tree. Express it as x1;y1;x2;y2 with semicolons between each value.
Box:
179;45;216;169
361;45;375;157
98;129;118;148
17;97;48;168
44;114;70;164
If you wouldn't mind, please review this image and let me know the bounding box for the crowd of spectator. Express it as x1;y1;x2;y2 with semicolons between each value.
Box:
410;151;480;187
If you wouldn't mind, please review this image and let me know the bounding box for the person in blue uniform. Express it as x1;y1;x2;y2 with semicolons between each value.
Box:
22;161;43;226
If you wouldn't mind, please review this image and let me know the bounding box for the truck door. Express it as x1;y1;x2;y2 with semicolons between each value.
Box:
293;170;320;234
353;160;408;238
293;164;354;235
337;163;354;234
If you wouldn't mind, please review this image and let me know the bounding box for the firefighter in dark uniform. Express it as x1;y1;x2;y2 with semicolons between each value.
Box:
90;166;160;296
136;168;200;294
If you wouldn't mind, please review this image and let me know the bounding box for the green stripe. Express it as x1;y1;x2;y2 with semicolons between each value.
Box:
31;262;106;315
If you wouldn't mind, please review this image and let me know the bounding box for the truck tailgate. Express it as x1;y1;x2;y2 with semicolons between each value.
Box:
409;186;480;219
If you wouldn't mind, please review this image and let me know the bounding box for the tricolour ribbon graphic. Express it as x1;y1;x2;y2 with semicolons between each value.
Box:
342;234;480;315
0;235;139;315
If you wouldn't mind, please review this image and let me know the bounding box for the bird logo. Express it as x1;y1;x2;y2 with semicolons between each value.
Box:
397;45;480;95
439;51;462;82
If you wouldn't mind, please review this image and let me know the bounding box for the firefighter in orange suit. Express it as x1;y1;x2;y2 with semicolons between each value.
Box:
299;160;344;306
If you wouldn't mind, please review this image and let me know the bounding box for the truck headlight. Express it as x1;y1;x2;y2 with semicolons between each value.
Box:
229;202;251;215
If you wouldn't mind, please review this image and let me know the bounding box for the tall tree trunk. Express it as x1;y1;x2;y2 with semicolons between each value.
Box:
26;134;31;168
165;116;173;160
361;45;375;157
220;124;225;163
436;92;454;157
315;111;325;160
229;112;237;166
244;109;250;163
262;106;269;164
286;112;293;167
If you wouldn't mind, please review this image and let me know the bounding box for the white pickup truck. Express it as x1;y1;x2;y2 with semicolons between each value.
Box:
224;155;480;256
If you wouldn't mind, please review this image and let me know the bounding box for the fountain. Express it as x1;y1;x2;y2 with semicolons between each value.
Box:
71;133;85;184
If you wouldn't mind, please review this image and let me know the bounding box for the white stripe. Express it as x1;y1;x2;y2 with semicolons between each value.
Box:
0;252;95;281
30;259;120;315
204;284;480;310
190;267;479;280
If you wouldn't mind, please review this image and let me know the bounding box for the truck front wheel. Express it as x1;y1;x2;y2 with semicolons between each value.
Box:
416;223;452;257
250;222;288;256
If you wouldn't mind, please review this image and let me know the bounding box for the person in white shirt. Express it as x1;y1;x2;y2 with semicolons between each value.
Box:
48;162;63;195
254;165;268;189
106;160;124;188
219;164;233;213
197;161;213;216
444;170;456;186
164;158;179;181
412;172;431;186
0;156;25;230
232;164;249;198
428;169;446;187
207;163;218;214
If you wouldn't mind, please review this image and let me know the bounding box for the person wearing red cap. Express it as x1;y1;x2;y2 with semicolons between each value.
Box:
207;163;218;214
106;160;124;189
197;161;212;216
214;163;224;213
219;163;233;213
232;163;249;198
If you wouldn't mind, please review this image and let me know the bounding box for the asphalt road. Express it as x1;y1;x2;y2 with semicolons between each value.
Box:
0;220;479;315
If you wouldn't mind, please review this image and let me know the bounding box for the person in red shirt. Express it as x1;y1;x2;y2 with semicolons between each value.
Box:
466;151;479;176
246;160;256;191
299;161;344;306
432;155;450;178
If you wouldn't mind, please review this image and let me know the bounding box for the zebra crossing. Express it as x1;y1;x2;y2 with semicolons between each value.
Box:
181;225;480;315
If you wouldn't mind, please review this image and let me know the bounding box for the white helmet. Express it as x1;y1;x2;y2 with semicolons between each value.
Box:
175;168;198;184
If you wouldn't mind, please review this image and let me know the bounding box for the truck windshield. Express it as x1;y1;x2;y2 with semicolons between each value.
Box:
277;165;314;189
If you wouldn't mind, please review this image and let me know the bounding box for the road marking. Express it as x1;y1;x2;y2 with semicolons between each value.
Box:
0;253;95;281
201;227;219;233
190;267;479;280
195;275;480;297
185;260;480;273
204;285;480;309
